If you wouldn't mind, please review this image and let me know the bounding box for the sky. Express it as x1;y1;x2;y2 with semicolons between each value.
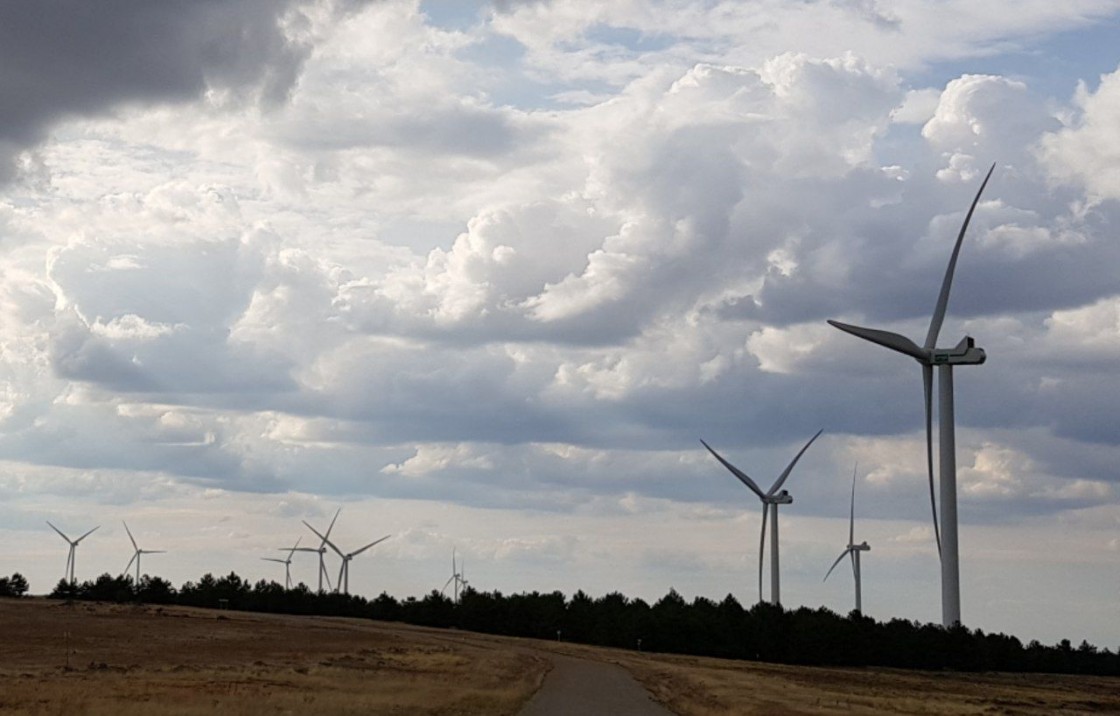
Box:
1;0;1118;648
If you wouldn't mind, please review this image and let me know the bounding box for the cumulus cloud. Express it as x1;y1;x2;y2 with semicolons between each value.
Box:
1;0;1120;646
0;0;352;184
1039;65;1120;201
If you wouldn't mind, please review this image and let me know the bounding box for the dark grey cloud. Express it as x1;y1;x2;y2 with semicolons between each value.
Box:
0;0;314;183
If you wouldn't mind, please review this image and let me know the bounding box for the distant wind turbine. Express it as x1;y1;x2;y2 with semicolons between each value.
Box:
828;164;993;626
700;429;823;605
122;521;166;586
303;520;390;595
47;521;99;584
824;465;871;614
442;548;468;603
299;508;341;593
263;536;302;589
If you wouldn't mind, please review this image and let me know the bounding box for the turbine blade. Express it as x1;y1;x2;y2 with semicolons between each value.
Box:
124;553;137;575
923;364;943;559
828;321;927;360
350;535;391;557
823;550;848;582
849;464;858;546
47;521;71;543
303;520;329;544
76;525;100;543
442;576;455;594
262;557;286;563
324;507;341;540
758;504;768;603
143;550;167;554
924;163;995;350
700;439;766;498
850;550;858;582
768;429;823;497
122;521;138;551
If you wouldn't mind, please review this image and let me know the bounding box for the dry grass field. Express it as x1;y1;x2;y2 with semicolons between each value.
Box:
2;598;1117;715
0;599;548;715
545;642;1120;715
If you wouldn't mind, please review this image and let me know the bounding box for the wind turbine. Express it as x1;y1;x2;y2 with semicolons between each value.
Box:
828;164;994;627
700;429;823;606
442;548;468;603
303;520;390;595
122;521;166;586
299;508;341;593
824;465;871;614
263;536;302;589
47;521;99;584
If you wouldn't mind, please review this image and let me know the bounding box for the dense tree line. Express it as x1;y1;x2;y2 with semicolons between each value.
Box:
38;573;1120;676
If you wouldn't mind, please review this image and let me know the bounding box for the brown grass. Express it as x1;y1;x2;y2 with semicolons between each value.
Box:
533;641;1120;715
2;598;1117;715
0;599;548;715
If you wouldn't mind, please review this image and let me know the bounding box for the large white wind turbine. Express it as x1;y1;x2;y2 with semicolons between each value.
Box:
122;521;166;586
47;521;99;584
303;520;390;596
824;466;871;614
828;164;993;627
299;508;341;593
263;537;302;589
700;429;823;606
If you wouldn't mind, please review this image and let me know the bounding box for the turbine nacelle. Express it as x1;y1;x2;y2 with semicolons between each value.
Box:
931;336;986;366
767;490;793;505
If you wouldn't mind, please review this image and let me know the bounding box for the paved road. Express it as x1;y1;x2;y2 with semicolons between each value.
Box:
518;652;675;716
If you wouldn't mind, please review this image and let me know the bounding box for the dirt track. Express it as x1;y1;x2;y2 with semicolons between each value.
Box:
518;652;675;716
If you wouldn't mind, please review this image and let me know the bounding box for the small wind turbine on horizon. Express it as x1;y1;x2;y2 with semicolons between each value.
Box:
299;508;341;593
122;521;166;586
824;465;871;614
442;548;468;603
303;518;390;595
263;536;302;590
701;429;823;606
828;164;994;627
47;521;99;584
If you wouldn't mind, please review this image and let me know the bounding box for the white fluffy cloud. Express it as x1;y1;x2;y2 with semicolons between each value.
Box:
1;0;1119;645
1039;64;1120;200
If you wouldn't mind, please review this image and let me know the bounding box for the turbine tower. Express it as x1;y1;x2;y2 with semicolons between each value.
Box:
824;465;871;614
122;521;166;586
299;508;341;593
263;537;301;589
442;548;468;603
828;164;993;627
700;429;823;605
303;520;390;595
47;521;99;584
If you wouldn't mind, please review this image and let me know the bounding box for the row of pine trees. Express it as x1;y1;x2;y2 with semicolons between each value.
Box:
2;571;1113;676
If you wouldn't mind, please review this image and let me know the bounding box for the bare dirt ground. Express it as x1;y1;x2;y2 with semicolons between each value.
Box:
2;598;1118;715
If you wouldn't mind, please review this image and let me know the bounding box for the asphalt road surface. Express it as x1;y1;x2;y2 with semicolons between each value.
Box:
518;652;675;716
